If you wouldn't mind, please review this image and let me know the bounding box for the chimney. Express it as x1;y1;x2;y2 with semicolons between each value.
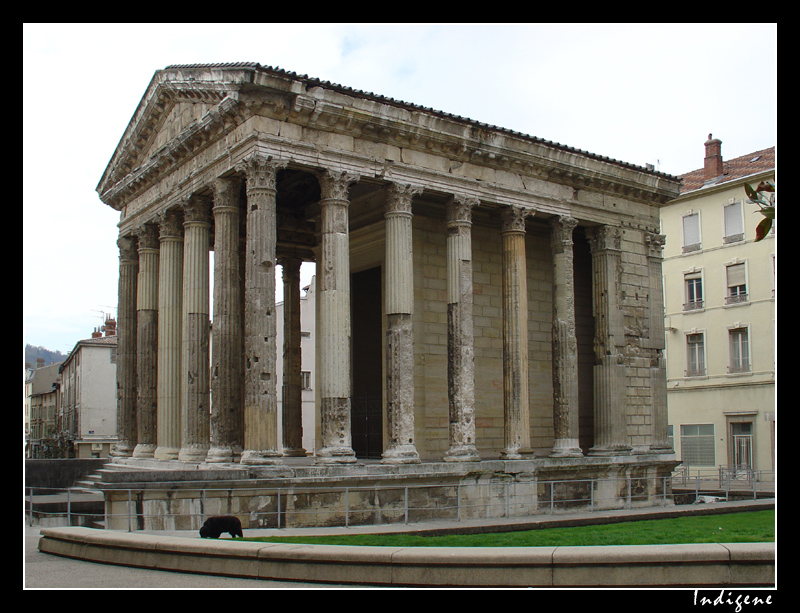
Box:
36;357;45;369
92;327;103;338
704;133;723;182
104;318;117;336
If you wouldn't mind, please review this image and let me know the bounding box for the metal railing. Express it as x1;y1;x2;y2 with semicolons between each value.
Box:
671;465;775;501
63;475;677;532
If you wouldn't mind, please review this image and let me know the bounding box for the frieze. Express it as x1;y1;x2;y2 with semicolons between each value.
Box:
98;65;681;216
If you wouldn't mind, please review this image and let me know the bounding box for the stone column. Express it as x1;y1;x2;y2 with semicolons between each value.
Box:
550;216;583;457
178;195;212;462
239;154;286;465
645;232;673;454
280;255;306;457
133;223;159;458
315;168;359;464
586;225;631;456
500;205;534;460
154;209;183;460
382;182;422;464
112;235;138;457
207;177;244;463
443;194;481;462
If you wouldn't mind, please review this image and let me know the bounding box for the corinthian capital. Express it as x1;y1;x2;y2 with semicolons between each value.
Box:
135;223;160;251
386;182;423;216
586;225;621;253
182;195;212;225
117;235;138;262
237;153;287;191
317;168;360;202
213;176;240;211
446;194;479;225
645;232;666;258
501;205;534;234
550;216;578;254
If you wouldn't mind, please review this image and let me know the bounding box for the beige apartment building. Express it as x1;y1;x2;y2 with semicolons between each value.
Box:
661;135;775;477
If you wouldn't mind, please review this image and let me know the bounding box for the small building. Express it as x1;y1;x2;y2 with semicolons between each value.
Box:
26;360;62;458
57;322;118;458
660;135;776;478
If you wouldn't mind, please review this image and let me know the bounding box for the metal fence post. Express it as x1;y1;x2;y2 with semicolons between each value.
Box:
404;487;409;524
345;487;349;528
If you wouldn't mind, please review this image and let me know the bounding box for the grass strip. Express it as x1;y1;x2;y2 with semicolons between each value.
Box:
241;510;774;548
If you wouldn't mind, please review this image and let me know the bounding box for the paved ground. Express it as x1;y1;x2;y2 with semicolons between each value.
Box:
24;498;773;589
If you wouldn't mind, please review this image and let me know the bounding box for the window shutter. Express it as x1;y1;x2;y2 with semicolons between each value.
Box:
727;263;746;287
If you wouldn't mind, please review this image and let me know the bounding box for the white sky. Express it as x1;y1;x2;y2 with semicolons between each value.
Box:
23;23;777;355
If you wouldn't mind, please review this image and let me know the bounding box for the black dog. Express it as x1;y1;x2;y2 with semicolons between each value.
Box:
199;515;243;539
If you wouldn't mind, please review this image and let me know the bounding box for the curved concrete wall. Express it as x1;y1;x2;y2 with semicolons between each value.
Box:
38;526;774;588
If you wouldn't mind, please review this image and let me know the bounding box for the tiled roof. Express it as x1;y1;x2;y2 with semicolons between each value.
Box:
679;146;775;194
162;63;678;180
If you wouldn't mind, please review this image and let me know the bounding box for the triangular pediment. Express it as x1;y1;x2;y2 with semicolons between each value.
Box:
97;64;260;207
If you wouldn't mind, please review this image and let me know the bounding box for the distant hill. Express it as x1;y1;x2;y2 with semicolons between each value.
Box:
25;344;66;368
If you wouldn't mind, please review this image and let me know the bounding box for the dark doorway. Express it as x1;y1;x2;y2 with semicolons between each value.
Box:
351;267;383;459
573;228;595;453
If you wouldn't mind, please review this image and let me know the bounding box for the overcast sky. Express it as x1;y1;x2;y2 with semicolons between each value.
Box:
23;23;777;355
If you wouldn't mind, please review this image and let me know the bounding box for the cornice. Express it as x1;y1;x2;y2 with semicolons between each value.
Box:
98;63;681;213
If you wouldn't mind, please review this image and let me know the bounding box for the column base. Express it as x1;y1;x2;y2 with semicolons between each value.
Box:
132;444;157;459
240;449;284;465
315;446;358;465
178;445;211;463
550;439;584;458
501;447;536;460
381;444;421;464
206;445;242;463
587;444;632;457
153;446;180;461
110;443;135;458
443;445;481;462
646;444;676;455
281;447;308;458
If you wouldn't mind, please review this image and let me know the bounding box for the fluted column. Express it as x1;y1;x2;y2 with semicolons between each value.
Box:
112;235;138;457
645;232;673;454
444;194;481;462
133;223;159;458
550;216;583;457
207;177;244;463
280;255;306;457
500;206;534;459
382;182;422;464
587;225;631;456
154;209;183;460
239;154;286;465
178;196;211;462
315;168;359;464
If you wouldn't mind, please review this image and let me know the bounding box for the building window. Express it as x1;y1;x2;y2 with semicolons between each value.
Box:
686;333;706;377
680;424;716;466
683;271;703;311
682;213;701;253
728;327;751;373
723;200;745;243
725;262;747;304
301;371;312;390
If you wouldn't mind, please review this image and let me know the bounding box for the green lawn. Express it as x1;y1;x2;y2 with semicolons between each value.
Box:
242;510;774;548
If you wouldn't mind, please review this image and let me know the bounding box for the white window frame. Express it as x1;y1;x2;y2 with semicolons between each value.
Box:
727;324;751;374
685;330;706;377
723;199;745;243
682;211;702;253
724;260;748;305
683;269;704;311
